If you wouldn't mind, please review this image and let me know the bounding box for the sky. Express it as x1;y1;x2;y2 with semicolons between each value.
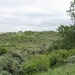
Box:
0;0;72;32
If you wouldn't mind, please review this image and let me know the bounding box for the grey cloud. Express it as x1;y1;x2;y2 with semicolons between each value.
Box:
0;0;72;32
0;0;37;7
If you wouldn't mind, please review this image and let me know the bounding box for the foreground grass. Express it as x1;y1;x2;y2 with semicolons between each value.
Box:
37;63;75;75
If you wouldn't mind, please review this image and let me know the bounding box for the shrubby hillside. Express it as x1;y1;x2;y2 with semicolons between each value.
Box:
0;28;75;75
0;31;60;75
0;0;75;75
0;29;75;75
0;31;60;51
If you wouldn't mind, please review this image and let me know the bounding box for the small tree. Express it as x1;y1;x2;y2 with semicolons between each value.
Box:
67;0;75;24
57;25;75;49
57;0;75;50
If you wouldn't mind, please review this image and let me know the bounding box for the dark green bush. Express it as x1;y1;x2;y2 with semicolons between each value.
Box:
48;50;70;67
46;39;65;53
0;46;8;55
57;25;75;50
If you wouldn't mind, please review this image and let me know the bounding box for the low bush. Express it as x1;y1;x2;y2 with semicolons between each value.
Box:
48;50;70;67
66;55;75;64
46;39;64;53
22;49;72;75
69;49;75;56
0;70;11;75
37;63;75;75
22;54;49;75
0;46;8;55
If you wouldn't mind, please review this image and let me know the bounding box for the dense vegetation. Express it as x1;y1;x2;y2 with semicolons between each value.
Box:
0;30;75;75
37;0;75;75
0;31;59;51
0;31;60;75
37;63;75;75
0;0;75;75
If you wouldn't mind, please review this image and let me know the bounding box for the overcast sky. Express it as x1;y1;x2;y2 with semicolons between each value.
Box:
0;0;72;32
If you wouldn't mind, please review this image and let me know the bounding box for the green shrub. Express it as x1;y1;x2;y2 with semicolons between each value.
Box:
22;54;49;75
46;39;64;53
66;55;75;64
0;70;11;75
0;46;8;55
48;50;70;67
0;53;22;75
0;56;8;70
69;49;75;56
37;63;75;75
